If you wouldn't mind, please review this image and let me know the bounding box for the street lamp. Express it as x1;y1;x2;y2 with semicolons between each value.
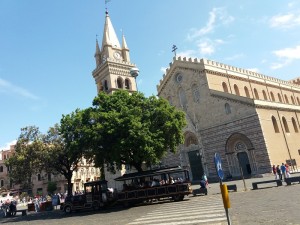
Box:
130;67;139;92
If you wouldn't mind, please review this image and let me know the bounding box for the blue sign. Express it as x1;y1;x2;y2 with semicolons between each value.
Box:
214;153;224;180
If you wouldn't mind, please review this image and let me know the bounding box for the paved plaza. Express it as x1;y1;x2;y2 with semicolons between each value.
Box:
1;173;300;225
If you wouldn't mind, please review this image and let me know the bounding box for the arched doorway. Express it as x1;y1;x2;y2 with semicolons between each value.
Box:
184;132;203;181
225;133;257;177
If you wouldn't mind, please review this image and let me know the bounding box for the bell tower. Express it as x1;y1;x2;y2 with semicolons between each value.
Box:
92;10;138;95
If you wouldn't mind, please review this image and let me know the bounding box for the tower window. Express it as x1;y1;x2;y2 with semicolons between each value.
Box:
0;180;3;187
292;117;299;133
254;88;259;99
244;86;250;97
282;117;290;133
284;94;289;104
38;174;41;181
117;77;123;89
225;103;231;114
270;92;275;101
192;84;200;102
278;93;282;103
272;116;280;133
291;96;295;105
179;88;187;109
234;84;240;96
222;82;229;93
125;79;130;89
104;80;108;91
262;90;268;100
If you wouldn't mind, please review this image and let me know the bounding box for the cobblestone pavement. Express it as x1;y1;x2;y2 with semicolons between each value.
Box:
1;173;299;225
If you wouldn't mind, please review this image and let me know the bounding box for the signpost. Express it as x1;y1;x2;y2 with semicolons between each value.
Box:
214;153;231;225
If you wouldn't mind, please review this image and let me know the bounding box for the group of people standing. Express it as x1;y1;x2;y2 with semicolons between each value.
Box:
272;163;290;180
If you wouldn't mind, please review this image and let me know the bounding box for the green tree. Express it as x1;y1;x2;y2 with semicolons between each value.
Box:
43;110;91;196
88;90;186;173
6;126;46;190
47;181;57;195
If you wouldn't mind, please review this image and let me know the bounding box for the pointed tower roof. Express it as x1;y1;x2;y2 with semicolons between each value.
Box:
102;10;121;48
122;34;129;50
95;39;101;56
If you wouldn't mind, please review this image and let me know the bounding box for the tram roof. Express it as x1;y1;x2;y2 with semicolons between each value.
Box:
115;166;187;181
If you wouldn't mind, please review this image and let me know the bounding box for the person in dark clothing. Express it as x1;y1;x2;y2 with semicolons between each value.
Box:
276;165;282;180
200;180;206;189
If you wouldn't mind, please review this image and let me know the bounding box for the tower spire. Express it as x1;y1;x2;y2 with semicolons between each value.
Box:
101;10;120;49
94;37;101;66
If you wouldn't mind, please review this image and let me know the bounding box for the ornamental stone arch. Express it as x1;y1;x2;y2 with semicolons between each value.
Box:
225;133;257;177
184;131;199;147
182;131;204;181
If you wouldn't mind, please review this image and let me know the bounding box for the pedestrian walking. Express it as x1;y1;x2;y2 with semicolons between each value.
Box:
281;163;287;180
202;173;209;187
272;165;278;179
276;165;282;180
285;164;290;178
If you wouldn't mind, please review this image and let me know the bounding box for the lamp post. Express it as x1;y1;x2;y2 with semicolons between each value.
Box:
130;67;139;92
235;152;248;191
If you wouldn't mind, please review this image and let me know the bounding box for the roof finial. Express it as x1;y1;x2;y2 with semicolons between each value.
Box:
172;45;178;57
105;0;111;14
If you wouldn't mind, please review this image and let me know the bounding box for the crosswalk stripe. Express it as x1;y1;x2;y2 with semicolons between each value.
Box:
128;195;227;225
128;217;227;225
135;210;225;221
147;206;224;216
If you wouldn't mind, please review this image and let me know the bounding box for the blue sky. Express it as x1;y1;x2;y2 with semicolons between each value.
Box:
1;0;300;150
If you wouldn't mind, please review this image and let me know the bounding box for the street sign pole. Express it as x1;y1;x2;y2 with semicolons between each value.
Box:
214;153;231;225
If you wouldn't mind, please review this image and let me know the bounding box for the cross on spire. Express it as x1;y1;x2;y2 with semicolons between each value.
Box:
172;45;178;57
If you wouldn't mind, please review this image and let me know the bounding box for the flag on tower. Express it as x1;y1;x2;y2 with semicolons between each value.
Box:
105;0;111;4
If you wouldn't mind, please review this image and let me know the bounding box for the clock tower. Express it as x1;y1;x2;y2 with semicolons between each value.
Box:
92;10;138;95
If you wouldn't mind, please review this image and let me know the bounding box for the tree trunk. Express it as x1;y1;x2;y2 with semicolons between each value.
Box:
133;163;143;173
67;171;73;196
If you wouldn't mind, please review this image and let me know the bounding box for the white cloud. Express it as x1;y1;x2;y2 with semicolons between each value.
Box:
198;41;215;55
0;78;39;100
160;67;167;74
177;50;198;59
273;45;300;59
270;61;291;70
0;140;17;151
270;45;300;70
270;13;300;29
187;7;234;41
288;1;298;8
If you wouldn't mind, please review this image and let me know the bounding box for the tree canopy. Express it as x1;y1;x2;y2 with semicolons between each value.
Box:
5;126;46;189
6;90;186;193
87;90;186;172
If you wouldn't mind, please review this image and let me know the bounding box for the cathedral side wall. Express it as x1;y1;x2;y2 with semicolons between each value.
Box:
257;108;300;168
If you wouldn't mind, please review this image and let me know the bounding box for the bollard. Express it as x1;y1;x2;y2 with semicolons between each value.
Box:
220;184;230;209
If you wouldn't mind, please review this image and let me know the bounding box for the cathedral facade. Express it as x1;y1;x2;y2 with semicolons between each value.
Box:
157;57;300;181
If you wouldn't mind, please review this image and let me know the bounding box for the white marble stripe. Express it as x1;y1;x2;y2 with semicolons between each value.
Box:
136;209;225;221
147;207;224;216
153;202;223;208
128;216;226;225
149;204;223;213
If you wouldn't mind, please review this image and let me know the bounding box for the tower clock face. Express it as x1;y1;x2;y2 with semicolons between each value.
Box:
113;51;121;59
